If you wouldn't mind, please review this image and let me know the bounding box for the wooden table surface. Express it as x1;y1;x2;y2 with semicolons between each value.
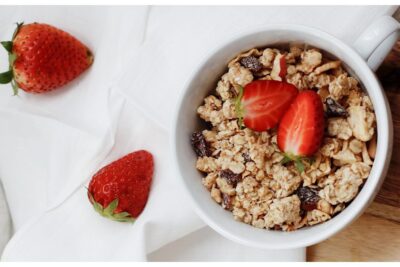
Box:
308;30;400;261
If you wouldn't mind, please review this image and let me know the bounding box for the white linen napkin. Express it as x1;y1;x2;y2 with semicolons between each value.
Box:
1;88;206;260
0;6;397;261
0;6;206;261
0;5;149;230
0;182;11;254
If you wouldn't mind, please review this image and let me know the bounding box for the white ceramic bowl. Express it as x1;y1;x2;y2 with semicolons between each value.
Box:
172;17;398;249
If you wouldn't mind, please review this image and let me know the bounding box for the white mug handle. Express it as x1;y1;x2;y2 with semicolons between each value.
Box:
353;15;400;71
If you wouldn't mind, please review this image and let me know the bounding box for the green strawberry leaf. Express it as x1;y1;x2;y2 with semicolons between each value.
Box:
0;23;23;95
295;159;305;173
113;212;135;222
1;41;12;53
113;212;130;218
113;213;135;223
280;154;293;165
0;70;13;84
88;191;103;213
92;201;103;214
9;53;16;66
11;80;18;96
280;152;310;173
104;199;118;216
87;189;135;223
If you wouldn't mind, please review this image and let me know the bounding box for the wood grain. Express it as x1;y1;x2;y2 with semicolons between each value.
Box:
308;37;400;261
366;202;400;223
374;90;400;208
368;39;400;209
308;212;400;261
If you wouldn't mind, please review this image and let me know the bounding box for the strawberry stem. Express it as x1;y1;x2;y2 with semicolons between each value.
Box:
294;159;305;173
12;22;24;40
280;153;311;173
11;80;18;96
281;154;293;165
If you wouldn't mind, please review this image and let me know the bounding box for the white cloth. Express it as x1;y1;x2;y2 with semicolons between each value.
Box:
0;182;11;254
0;6;397;261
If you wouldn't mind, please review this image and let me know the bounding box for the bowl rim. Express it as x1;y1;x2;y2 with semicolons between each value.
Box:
171;23;393;249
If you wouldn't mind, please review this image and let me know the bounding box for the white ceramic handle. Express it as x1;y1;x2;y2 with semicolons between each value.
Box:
353;15;400;71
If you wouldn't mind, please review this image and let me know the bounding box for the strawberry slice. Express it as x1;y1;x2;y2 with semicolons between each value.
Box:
271;54;287;80
235;80;298;132
278;56;287;78
277;90;325;172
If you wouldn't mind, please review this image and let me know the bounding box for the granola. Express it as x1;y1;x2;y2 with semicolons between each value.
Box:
192;45;376;231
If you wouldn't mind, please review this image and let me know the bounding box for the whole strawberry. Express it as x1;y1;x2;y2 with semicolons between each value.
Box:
88;150;154;222
0;23;93;94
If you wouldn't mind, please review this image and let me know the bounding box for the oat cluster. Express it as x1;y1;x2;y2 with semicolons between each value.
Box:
193;45;377;231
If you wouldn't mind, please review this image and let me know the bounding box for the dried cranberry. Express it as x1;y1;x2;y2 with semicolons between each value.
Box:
240;56;262;72
222;193;233;210
220;169;242;186
325;97;348;117
191;132;211;157
297;186;320;211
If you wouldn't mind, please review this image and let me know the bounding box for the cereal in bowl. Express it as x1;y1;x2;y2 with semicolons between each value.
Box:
191;45;376;231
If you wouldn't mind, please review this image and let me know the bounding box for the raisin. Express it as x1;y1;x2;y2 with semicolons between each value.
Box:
220;169;242;186
222;193;233;210
273;225;282;231
240;56;262;72
299;208;306;218
242;152;252;163
191;132;211;157
325;97;348;117
297;186;320;211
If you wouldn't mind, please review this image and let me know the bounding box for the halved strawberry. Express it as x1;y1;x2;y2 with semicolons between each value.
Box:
277;90;325;172
235;80;298;132
279;56;287;78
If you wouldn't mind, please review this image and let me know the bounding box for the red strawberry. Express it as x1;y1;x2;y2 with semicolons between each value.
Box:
278;56;287;78
88;150;154;222
277;90;325;171
235;80;298;131
271;53;287;80
0;23;93;94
